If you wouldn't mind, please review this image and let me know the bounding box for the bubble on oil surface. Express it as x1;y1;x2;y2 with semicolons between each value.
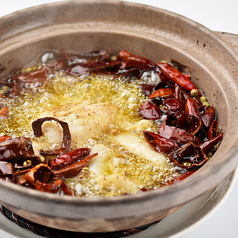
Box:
40;49;59;64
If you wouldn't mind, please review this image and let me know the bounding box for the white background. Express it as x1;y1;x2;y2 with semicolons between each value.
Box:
1;1;238;238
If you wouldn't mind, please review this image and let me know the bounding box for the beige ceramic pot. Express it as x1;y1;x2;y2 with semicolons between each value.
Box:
0;0;238;233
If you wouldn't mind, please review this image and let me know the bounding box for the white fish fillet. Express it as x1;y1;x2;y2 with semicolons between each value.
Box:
109;132;168;167
59;103;118;147
32;102;118;151
87;144;138;195
88;144;115;176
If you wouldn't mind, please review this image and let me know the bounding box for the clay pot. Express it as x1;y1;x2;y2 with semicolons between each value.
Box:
0;0;238;232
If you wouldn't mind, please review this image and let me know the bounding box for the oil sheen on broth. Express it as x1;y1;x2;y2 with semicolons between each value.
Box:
0;65;180;197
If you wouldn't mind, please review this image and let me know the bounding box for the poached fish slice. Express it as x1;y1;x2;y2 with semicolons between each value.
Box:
32;102;118;152
85;144;139;196
109;132;168;168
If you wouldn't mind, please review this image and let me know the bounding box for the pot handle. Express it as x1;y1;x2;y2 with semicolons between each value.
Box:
215;32;238;54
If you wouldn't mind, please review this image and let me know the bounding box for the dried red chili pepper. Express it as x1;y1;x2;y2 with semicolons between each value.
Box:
50;148;91;170
154;81;174;91
90;48;111;62
141;84;154;96
0;137;35;161
159;125;201;145
12;58;66;86
207;120;219;139
61;180;75;196
117;50;156;70
32;117;71;155
157;62;198;92
163;114;177;127
117;68;142;78
139;101;161;120
89;60;121;71
35;178;63;193
0;107;9;119
165;112;187;129
170;142;207;169
143;131;179;154
162;98;181;114
162;111;186;129
24;164;54;186
149;88;174;99
65;64;90;76
13;67;49;85
13;169;30;186
174;84;191;110
24;163;75;195
185;98;201;120
10;82;22;97
0;135;11;143
0;79;21;98
44;58;66;72
161;98;186;129
0;162;14;177
62;48;111;64
117;50;131;62
54;153;98;178
186;114;202;135
175;112;187;129
183;74;191;79
201;106;215;128
192;96;203;108
66;60;122;76
200;132;224;153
